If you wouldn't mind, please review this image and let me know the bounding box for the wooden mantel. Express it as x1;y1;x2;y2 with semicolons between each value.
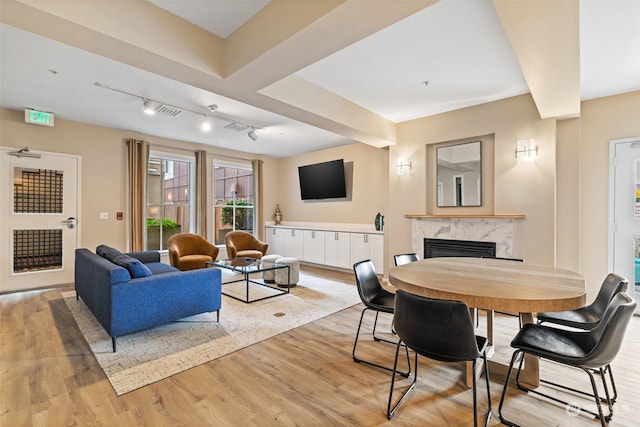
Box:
405;214;525;219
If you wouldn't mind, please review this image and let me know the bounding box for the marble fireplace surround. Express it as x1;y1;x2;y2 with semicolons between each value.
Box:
407;214;525;259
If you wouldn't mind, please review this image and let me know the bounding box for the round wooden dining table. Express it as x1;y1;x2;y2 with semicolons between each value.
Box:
389;257;586;388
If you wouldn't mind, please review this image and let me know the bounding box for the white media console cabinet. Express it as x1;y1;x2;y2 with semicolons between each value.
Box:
264;223;384;273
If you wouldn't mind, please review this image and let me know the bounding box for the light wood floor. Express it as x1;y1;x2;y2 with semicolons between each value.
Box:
1;265;638;426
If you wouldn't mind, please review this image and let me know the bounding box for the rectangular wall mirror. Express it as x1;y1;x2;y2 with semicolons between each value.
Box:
437;141;481;207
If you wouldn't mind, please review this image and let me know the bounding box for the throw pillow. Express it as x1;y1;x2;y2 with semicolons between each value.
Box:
114;255;153;278
96;244;123;261
96;245;153;278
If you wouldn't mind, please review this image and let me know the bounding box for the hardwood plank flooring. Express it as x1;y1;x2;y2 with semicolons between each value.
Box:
1;266;638;426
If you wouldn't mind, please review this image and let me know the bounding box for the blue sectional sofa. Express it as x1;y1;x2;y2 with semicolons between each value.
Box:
75;245;222;351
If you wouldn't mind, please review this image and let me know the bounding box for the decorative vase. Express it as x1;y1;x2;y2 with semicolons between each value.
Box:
375;212;384;231
275;204;282;225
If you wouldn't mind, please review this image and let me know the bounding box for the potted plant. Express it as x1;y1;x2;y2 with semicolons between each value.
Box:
146;217;181;249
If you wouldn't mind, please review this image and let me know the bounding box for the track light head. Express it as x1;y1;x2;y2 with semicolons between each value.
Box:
142;99;156;115
248;127;258;141
200;115;211;132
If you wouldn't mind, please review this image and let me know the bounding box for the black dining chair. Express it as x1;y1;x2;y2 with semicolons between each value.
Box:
352;260;410;376
393;253;419;266
387;290;492;426
498;292;636;426
536;273;628;405
538;273;628;329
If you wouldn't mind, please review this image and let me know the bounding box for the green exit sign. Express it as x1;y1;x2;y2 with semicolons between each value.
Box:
24;108;54;127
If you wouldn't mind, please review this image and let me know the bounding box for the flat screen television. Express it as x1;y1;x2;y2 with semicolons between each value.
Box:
298;159;347;200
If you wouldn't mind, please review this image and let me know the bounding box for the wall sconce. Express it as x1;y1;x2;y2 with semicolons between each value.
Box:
515;139;538;163
396;159;412;176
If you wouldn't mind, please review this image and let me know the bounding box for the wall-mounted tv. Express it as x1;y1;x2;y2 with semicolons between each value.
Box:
298;159;347;200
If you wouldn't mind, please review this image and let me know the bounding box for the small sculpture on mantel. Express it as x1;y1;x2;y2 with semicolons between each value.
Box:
275;204;282;225
375;212;384;231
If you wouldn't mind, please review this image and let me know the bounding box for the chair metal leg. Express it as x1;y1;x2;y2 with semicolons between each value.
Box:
499;350;613;426
498;350;524;426
372;311;398;345
387;344;418;419
388;343;492;426
540;362;617;406
604;364;618;404
352;307;411;377
477;352;492;427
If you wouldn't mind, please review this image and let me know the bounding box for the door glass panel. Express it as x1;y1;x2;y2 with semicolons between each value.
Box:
14;167;63;213
12;167;64;273
13;229;63;273
635;238;640;293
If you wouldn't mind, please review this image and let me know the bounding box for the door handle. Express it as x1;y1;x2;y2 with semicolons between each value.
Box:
61;217;76;229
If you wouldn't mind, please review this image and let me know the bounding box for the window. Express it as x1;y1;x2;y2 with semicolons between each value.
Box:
146;153;195;250
213;160;254;245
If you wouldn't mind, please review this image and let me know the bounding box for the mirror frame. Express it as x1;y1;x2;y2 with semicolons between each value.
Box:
436;141;482;207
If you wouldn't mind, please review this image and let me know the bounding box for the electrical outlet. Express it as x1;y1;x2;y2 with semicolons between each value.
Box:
99;212;108;220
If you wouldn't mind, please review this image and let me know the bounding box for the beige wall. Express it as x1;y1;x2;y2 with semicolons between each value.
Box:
0;107;275;252
389;94;557;268
579;91;640;298
272;143;389;225
556;117;581;273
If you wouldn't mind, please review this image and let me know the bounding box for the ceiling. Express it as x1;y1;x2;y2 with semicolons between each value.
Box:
1;0;639;158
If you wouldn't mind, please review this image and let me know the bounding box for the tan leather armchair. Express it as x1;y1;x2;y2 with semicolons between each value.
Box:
224;230;268;259
167;233;219;271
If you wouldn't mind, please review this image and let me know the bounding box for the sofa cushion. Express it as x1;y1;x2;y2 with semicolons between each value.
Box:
96;245;152;278
146;262;179;275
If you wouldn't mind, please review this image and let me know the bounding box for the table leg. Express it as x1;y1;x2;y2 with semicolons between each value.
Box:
478;312;540;389
465;310;541;389
465;308;495;388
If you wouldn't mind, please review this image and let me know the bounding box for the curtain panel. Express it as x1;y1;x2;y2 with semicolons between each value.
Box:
196;149;207;238
126;139;149;251
252;159;264;241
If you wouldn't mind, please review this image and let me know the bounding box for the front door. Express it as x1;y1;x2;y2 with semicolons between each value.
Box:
0;147;80;292
610;137;640;313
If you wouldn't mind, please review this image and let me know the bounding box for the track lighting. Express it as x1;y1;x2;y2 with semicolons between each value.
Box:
200;115;211;132
142;99;156;115
96;82;261;136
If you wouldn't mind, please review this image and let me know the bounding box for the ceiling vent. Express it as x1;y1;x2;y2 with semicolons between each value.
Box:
224;122;249;132
155;104;182;116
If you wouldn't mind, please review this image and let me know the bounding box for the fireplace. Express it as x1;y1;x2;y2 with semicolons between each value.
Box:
424;238;496;259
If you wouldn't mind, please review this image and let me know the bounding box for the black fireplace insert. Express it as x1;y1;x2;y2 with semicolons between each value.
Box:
424;238;496;259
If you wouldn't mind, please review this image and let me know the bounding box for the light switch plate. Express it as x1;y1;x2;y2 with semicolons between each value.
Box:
99;212;108;220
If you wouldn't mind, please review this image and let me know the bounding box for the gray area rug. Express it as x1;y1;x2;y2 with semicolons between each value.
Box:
63;270;360;395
